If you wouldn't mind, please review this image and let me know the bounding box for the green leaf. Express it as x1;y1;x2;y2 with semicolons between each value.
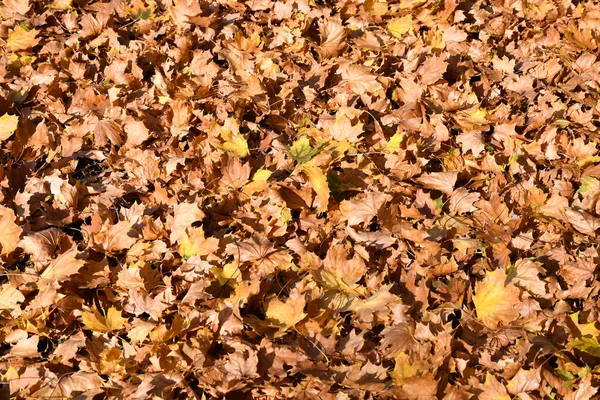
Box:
286;137;320;164
569;336;600;357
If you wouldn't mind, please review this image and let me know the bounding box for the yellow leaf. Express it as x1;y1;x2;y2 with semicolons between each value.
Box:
473;269;521;329
219;118;249;157
303;165;329;212
0;114;18;141
178;227;219;259
6;25;40;52
265;292;306;329
212;262;241;287
242;168;272;196
469;108;490;125
286;136;319;164
390;352;419;385
50;0;72;9
384;132;405;152
82;307;127;332
388;15;413;38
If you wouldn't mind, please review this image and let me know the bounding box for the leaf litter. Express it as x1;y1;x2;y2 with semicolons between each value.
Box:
0;0;600;399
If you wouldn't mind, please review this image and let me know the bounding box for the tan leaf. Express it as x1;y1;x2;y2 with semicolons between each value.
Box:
449;188;480;214
479;373;510;400
94;119;124;147
178;227;219;259
0;205;22;255
1;0;31;19
319;20;346;58
565;208;600;235
507;368;541;395
222;344;259;379
169;202;205;244
416;171;458;195
128;319;156;343
93;220;138;253
39;248;85;285
10;335;40;358
124;119;150;147
340;191;392;225
419;57;448;85
456;131;485;156
340;64;382;95
0;283;25;310
265;291;307;329
511;259;546;297
55;372;104;398
18;228;69;262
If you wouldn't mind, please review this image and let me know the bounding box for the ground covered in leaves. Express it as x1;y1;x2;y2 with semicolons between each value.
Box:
2;0;600;398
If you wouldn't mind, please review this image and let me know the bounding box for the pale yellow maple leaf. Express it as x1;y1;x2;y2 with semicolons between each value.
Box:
388;15;413;38
473;269;521;328
303;165;329;212
219;118;249;158
178;226;219;259
265;291;307;330
0;114;18;141
6;25;40;52
242;168;272;196
82;307;127;332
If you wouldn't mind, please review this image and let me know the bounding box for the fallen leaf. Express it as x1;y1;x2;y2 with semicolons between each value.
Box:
6;25;39;51
473;269;521;328
82;307;128;333
0;205;22;255
0;114;19;141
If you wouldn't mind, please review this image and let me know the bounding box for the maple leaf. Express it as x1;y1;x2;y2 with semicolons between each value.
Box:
92;220;138;254
218;118;249;157
416;171;458;195
473;269;521;329
340;191;392;225
6;25;39;51
479;373;511;400
286;137;322;164
302;165;330;212
82;307;127;332
94;119;124;147
339;63;382;95
319;20;346;58
0;283;25;310
0;205;22;255
19;227;69;262
0;113;19;141
265;291;307;331
388;15;413;38
39;247;85;286
1;0;30;19
242;168;272;196
178;227;219;260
